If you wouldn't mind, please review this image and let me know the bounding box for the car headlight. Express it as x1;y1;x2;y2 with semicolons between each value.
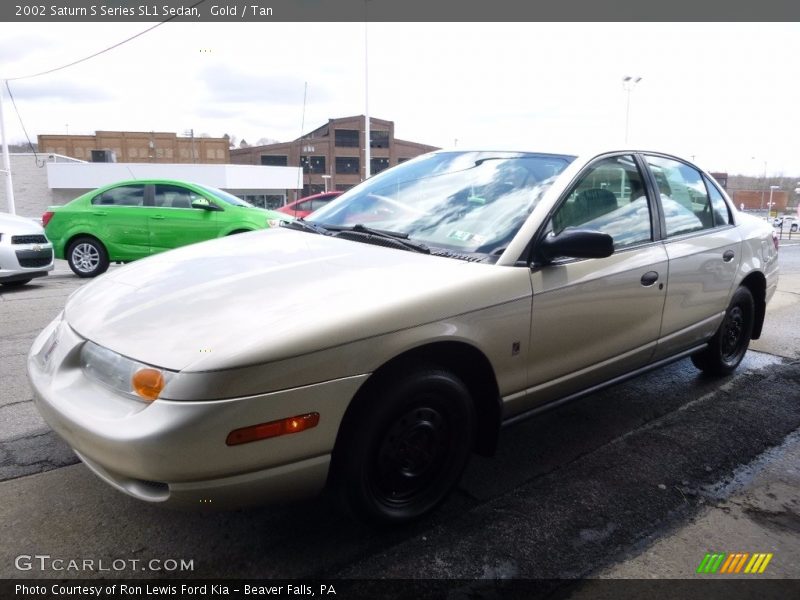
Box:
80;341;175;403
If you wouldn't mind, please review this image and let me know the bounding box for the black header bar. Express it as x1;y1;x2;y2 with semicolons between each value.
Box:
3;0;800;23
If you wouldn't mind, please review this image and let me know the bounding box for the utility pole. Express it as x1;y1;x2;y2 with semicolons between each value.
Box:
0;80;16;214
622;76;642;145
363;0;371;180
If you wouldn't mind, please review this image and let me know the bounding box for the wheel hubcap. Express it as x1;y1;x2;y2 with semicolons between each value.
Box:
72;244;99;273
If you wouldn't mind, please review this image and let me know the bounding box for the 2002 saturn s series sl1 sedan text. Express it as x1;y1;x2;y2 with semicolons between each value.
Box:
28;150;778;524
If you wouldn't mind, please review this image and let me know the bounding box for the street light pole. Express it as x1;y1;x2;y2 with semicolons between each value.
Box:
622;76;642;145
0;80;16;214
363;1;371;180
767;185;780;218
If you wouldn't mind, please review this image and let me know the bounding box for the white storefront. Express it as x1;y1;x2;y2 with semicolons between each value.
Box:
1;154;302;218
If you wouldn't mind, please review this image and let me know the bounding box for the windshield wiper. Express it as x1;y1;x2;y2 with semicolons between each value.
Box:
328;223;431;254
281;219;332;236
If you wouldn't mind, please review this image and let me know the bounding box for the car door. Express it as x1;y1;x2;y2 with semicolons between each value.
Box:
641;154;742;360
89;183;149;259
524;154;669;409
147;183;221;254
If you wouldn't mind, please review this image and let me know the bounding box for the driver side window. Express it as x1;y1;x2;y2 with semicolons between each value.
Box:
550;155;652;249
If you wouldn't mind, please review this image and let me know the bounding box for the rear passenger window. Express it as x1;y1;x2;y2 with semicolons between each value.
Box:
92;185;145;206
704;176;732;226
154;184;195;209
645;156;714;237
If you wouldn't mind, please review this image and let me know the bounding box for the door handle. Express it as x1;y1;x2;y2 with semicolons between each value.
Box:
722;250;735;262
92;211;107;216
150;215;166;220
640;271;659;287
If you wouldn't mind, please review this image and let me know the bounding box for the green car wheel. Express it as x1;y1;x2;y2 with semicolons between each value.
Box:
67;237;109;278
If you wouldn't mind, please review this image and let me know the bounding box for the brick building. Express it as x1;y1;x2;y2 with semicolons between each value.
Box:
38;131;230;164
731;189;789;214
230;116;438;200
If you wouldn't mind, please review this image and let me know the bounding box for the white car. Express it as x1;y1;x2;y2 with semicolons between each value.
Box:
774;216;798;233
28;150;778;524
0;212;54;287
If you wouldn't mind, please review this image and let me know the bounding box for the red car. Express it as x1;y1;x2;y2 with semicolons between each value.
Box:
277;191;342;219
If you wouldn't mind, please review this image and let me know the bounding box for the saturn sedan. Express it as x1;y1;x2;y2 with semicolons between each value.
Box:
28;149;778;524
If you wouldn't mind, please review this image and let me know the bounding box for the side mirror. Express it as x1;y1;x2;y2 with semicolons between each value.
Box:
191;197;222;211
538;228;614;263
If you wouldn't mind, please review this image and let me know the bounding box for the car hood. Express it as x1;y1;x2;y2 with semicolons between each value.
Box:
65;228;529;372
0;212;44;233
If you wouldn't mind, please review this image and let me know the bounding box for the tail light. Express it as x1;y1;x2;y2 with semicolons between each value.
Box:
42;211;54;228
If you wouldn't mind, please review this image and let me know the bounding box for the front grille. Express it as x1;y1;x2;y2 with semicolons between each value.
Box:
11;234;48;245
16;248;53;268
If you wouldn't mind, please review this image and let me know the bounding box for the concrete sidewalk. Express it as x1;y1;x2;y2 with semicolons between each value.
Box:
597;429;800;578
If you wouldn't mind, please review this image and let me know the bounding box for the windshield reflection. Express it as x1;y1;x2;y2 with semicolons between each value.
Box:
308;152;573;255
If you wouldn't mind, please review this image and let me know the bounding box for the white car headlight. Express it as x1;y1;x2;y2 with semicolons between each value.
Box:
80;342;174;403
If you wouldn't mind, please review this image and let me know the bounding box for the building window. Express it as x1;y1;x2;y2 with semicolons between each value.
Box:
370;130;389;148
335;129;360;148
336;157;360;175
300;155;326;174
261;155;288;166
335;184;354;192
370;158;389;175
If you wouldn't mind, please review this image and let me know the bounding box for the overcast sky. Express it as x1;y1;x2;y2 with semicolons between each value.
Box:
1;21;798;176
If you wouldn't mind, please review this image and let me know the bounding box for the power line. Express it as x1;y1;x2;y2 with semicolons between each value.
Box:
4;80;44;167
1;0;208;174
6;0;207;81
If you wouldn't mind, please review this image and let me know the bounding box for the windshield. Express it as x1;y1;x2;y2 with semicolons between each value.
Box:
195;184;255;207
308;151;573;254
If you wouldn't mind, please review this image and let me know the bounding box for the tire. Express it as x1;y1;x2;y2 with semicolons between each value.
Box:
332;365;475;525
67;237;109;278
1;278;32;288
691;286;754;376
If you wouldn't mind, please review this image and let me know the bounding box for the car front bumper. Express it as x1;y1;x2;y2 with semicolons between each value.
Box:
0;239;54;282
27;315;368;508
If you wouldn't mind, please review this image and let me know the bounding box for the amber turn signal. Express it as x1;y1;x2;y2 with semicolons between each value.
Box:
226;413;320;446
132;368;166;402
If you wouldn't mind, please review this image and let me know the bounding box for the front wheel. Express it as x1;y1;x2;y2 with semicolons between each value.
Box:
67;237;109;278
691;286;755;376
332;365;475;525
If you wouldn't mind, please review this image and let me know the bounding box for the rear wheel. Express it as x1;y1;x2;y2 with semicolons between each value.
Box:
332;365;475;525
691;286;754;376
67;237;109;278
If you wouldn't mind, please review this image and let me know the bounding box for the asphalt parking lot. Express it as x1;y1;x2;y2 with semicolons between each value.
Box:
1;246;799;587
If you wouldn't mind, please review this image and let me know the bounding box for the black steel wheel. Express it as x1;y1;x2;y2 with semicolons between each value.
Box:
332;365;475;525
691;286;754;376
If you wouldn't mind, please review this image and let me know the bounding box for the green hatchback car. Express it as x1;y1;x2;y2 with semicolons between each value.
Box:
43;179;289;277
